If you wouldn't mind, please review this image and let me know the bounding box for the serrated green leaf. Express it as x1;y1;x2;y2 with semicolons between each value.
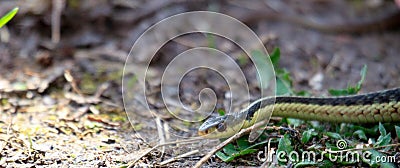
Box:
276;75;292;96
216;138;269;162
328;89;349;96
349;125;379;136
366;150;396;168
353;130;367;141
355;65;367;91
286;118;304;127
280;70;293;84
301;129;317;143
251;50;274;89
328;65;367;96
217;109;225;116
395;126;400;139
0;7;18;28
270;47;280;68
378;123;386;136
238;148;257;155
236;137;251;150
295;90;311;96
265;48;296;96
222;143;238;156
216;148;258;162
375;133;391;148
215;151;232;162
277;134;294;164
325;132;342;139
279;135;292;148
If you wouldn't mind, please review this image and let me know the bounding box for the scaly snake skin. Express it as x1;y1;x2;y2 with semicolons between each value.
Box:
198;88;400;139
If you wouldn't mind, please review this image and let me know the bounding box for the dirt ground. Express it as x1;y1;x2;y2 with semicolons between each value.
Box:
0;0;399;167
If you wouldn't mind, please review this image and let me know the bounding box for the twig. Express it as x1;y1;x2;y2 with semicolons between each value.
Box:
127;137;203;167
0;26;10;43
6;114;12;135
155;117;166;158
51;0;64;44
94;82;110;98
64;70;82;95
0;115;14;153
87;115;120;127
159;149;199;165
62;105;89;121
163;121;170;140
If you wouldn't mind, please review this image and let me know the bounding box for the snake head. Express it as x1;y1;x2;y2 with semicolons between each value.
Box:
198;115;227;136
198;114;244;139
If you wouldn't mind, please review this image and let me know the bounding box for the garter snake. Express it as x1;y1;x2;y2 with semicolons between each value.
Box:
198;87;400;139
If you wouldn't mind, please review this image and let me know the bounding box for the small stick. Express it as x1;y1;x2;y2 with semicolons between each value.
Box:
0;115;14;153
155;117;166;158
159;149;199;166
127;137;203;167
64;70;82;95
51;0;64;44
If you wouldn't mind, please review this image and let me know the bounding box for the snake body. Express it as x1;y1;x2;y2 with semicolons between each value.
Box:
198;88;400;139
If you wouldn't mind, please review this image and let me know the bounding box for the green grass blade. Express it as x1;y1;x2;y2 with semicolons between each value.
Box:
0;7;19;28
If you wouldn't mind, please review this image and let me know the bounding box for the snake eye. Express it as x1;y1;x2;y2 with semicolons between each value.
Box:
217;123;226;132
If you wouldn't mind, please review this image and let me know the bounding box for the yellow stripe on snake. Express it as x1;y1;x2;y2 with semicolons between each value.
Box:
198;87;400;139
